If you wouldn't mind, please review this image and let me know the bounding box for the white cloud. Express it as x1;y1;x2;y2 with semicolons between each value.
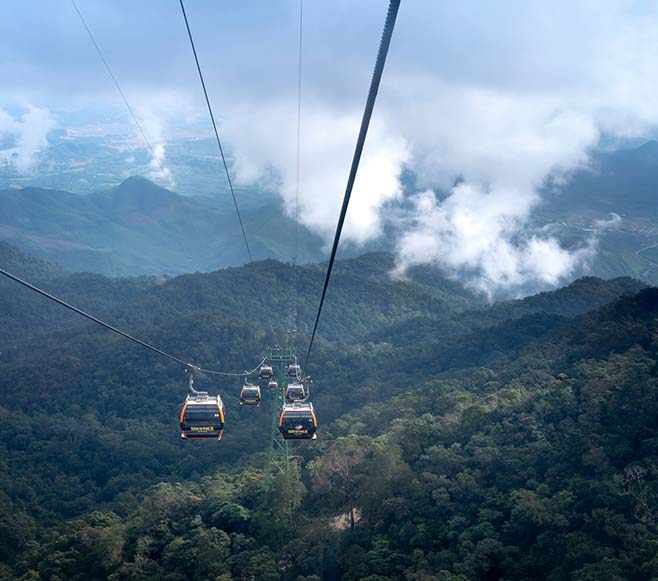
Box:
0;106;55;173
221;78;605;293
594;212;622;231
593;13;658;137
225;100;410;244
133;107;174;188
377;77;604;294
385;78;599;193
392;188;594;297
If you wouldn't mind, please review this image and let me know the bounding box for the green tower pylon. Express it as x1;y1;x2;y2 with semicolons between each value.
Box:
264;346;294;492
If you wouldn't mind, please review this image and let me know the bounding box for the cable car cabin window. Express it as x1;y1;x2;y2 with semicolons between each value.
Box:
184;404;221;424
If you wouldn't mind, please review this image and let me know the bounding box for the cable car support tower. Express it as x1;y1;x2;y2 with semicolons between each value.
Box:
264;346;296;491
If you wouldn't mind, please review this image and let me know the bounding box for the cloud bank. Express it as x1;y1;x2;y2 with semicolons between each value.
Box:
213;3;658;295
383;80;602;295
0;106;55;173
221;80;604;294
225;101;410;244
393;188;595;297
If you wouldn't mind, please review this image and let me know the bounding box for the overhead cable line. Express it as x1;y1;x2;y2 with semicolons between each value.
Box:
70;0;170;183
179;0;287;348
204;357;266;377
0;267;262;377
75;0;278;347
304;0;401;369
179;0;253;263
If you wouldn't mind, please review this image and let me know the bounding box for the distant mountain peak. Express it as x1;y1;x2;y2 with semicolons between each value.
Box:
122;175;151;184
635;139;658;153
119;175;158;186
617;140;658;163
114;175;173;195
95;176;180;210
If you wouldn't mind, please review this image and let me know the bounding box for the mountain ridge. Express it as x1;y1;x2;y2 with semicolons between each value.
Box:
2;139;658;289
0;176;327;275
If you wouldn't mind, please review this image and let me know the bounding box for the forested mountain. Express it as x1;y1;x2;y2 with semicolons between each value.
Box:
0;176;327;275
0;242;156;346
0;241;64;280
0;247;655;579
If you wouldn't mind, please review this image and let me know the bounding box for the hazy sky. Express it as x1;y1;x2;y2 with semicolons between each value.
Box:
3;0;658;293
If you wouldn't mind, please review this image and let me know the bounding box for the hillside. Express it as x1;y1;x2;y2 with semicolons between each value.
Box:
546;140;658;217
0;247;478;348
0;176;327;275
537;141;658;285
0;249;655;579
0;240;64;280
0;242;156;346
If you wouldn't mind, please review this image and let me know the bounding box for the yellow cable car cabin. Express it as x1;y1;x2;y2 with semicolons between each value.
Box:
180;394;225;440
239;383;261;406
285;382;306;403
278;402;317;440
259;365;274;381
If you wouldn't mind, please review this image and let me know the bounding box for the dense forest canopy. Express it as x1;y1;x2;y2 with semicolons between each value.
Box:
6;1;658;578
0;243;656;579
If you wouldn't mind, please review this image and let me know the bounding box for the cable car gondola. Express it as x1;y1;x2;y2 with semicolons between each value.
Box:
240;383;261;406
287;363;301;378
180;394;225;440
278;402;317;440
285;382;306;403
259;365;274;381
268;380;278;393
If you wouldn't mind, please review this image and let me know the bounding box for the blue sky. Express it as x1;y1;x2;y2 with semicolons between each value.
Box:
3;0;658;293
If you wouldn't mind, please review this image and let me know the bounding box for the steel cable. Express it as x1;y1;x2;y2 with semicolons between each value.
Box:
304;0;401;369
179;0;253;263
0;267;261;377
70;0;170;183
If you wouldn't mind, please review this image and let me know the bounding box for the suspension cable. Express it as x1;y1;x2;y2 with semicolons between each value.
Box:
179;0;287;348
304;0;401;370
0;267;261;377
201;358;266;377
179;0;253;263
70;0;170;184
